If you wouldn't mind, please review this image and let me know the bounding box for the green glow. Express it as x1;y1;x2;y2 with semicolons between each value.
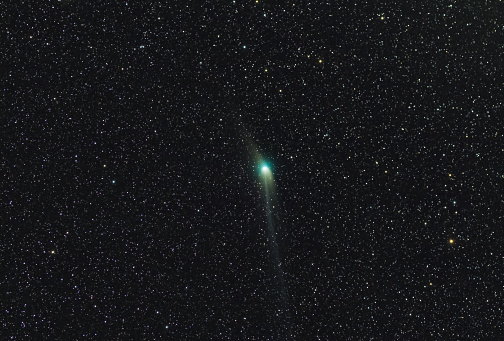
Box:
259;163;273;184
259;162;272;175
260;162;274;194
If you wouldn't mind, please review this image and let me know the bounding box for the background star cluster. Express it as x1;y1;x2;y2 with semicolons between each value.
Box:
2;1;504;340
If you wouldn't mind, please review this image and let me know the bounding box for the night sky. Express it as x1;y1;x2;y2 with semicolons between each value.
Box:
2;1;504;340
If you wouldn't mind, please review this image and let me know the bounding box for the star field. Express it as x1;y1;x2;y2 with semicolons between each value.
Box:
2;1;504;340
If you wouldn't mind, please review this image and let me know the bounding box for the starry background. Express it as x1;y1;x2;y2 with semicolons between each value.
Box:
2;1;504;340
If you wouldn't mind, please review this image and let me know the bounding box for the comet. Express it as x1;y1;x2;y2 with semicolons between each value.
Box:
258;161;291;339
242;133;292;338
